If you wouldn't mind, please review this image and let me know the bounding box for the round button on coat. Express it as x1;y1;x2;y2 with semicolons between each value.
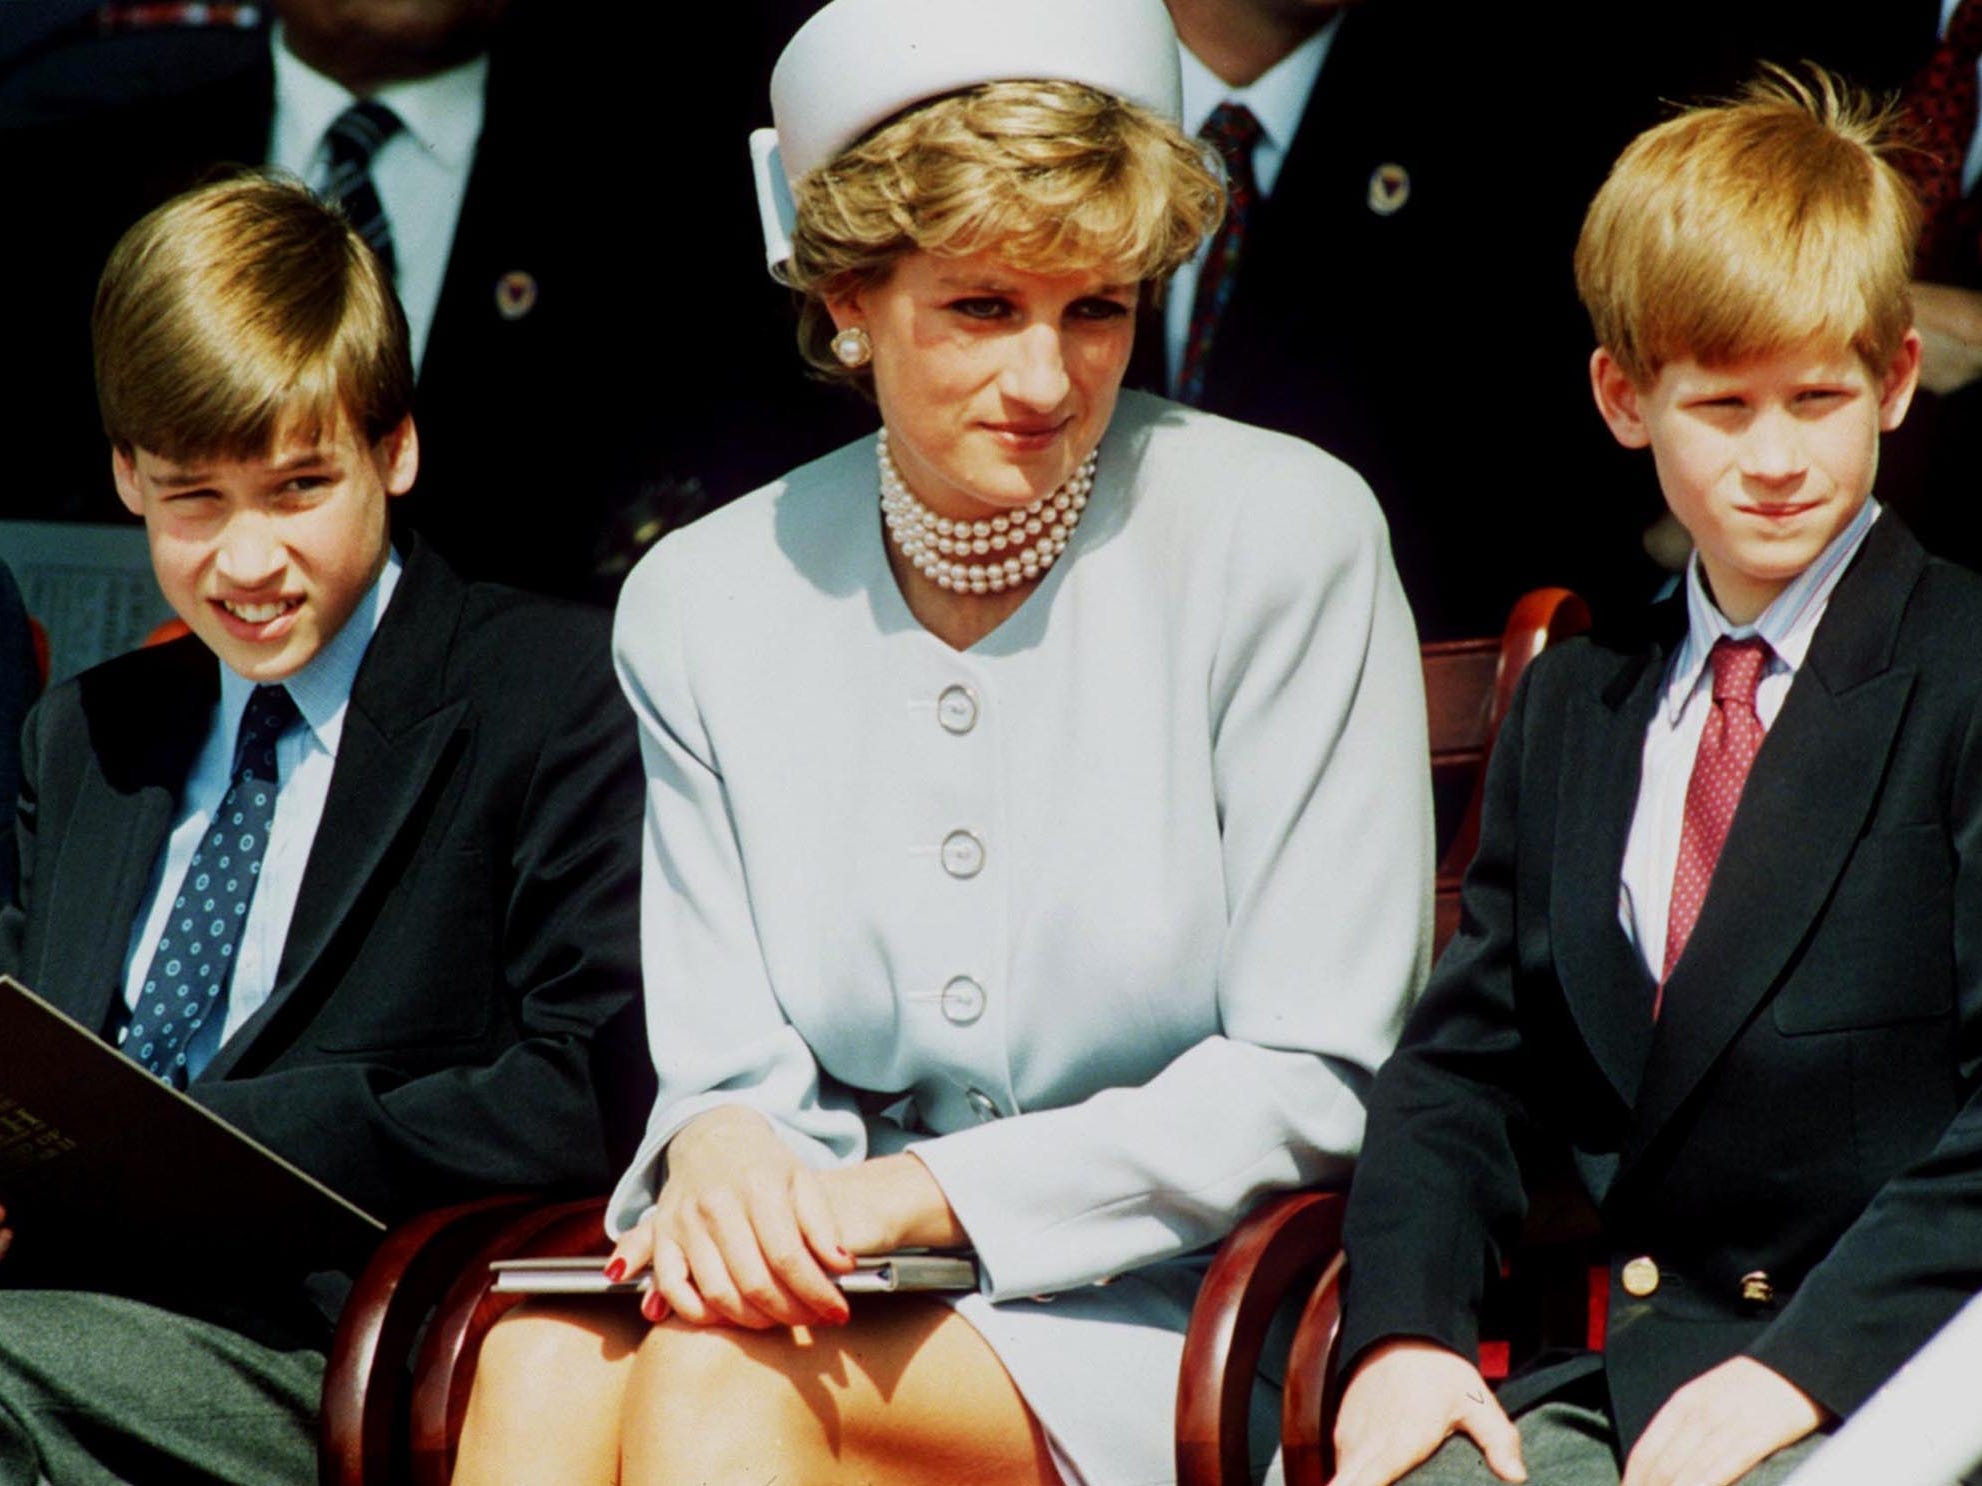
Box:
1621;1256;1661;1297
937;684;979;734
940;829;986;878
965;1087;1001;1121
941;975;986;1024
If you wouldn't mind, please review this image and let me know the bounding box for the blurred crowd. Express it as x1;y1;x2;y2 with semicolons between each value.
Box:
3;0;1979;635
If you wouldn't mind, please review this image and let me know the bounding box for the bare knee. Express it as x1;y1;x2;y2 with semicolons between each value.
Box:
617;1304;1057;1486
475;1298;644;1402
620;1321;834;1480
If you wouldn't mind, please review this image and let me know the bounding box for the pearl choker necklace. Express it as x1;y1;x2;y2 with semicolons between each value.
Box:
877;428;1096;595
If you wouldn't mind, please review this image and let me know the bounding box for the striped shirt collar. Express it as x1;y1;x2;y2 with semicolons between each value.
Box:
1662;498;1880;724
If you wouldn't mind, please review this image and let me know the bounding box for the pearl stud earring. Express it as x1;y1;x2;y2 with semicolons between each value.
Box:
831;326;873;368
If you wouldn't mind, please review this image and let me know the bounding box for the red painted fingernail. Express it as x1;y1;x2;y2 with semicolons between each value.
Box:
603;1258;627;1283
641;1290;667;1323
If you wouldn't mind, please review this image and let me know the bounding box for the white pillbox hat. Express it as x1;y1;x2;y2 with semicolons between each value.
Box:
749;0;1184;276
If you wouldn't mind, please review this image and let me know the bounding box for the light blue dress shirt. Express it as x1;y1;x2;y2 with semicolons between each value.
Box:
118;553;402;1071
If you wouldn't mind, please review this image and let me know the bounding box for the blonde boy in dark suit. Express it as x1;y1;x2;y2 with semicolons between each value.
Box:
1331;69;1982;1486
0;172;645;1485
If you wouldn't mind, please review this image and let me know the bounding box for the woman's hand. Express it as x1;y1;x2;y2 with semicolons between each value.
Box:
0;1203;12;1264
608;1106;855;1330
604;1109;969;1331
814;1152;968;1256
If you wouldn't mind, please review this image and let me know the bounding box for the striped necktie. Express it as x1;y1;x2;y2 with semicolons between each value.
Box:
1179;102;1264;406
323;99;405;279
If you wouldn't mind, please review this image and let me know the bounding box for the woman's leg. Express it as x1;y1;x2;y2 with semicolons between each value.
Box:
452;1297;647;1486
618;1297;1064;1486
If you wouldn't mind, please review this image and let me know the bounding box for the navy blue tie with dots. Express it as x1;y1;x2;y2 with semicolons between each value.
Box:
128;684;299;1088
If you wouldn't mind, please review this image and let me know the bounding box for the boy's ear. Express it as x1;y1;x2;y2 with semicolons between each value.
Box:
111;446;145;517
1878;329;1924;433
1589;348;1652;449
376;415;419;497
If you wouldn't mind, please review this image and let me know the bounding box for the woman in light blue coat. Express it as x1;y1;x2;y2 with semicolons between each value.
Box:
453;0;1431;1481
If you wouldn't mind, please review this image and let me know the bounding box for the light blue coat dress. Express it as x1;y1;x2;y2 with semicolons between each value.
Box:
606;391;1433;1485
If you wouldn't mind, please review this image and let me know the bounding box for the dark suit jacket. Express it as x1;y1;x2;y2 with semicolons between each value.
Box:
1339;515;1982;1451
1130;2;1666;639
0;540;647;1342
0;561;39;904
2;0;862;601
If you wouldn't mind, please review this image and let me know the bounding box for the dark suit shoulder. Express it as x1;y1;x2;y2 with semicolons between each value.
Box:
37;636;214;761
1902;551;1982;633
447;581;617;701
1889;559;1982;730
360;544;619;733
454;580;612;649
1513;627;1665;714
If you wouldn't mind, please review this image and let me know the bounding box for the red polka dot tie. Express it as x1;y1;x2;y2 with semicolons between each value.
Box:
1660;638;1771;1004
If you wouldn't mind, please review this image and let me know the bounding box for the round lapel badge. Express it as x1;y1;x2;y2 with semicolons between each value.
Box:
1367;162;1411;217
494;269;539;321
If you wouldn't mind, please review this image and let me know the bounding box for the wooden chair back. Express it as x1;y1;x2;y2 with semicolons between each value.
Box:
1182;587;1591;1486
1424;588;1590;953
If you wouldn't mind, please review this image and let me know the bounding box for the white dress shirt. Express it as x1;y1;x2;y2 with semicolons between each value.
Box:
1618;501;1880;976
120;553;402;1056
1164;20;1341;390
268;28;487;372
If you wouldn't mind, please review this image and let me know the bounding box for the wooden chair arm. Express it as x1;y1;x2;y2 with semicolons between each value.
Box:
1177;1188;1349;1486
319;1192;541;1486
1280;1251;1347;1486
408;1195;613;1486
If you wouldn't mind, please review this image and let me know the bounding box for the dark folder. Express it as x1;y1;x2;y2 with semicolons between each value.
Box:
0;974;384;1280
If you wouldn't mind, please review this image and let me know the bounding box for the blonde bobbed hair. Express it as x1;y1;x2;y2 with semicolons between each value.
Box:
786;79;1224;383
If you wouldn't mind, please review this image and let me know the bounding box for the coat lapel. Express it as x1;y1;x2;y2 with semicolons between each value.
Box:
48;642;216;1035
1550;637;1668;1109
1622;518;1926;1168
203;545;471;1078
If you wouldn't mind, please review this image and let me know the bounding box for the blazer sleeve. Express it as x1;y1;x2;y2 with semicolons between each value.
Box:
0;559;40;908
909;471;1435;1299
1335;663;1547;1371
196;617;649;1223
604;549;871;1234
0;679;51;980
1744;679;1982;1417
